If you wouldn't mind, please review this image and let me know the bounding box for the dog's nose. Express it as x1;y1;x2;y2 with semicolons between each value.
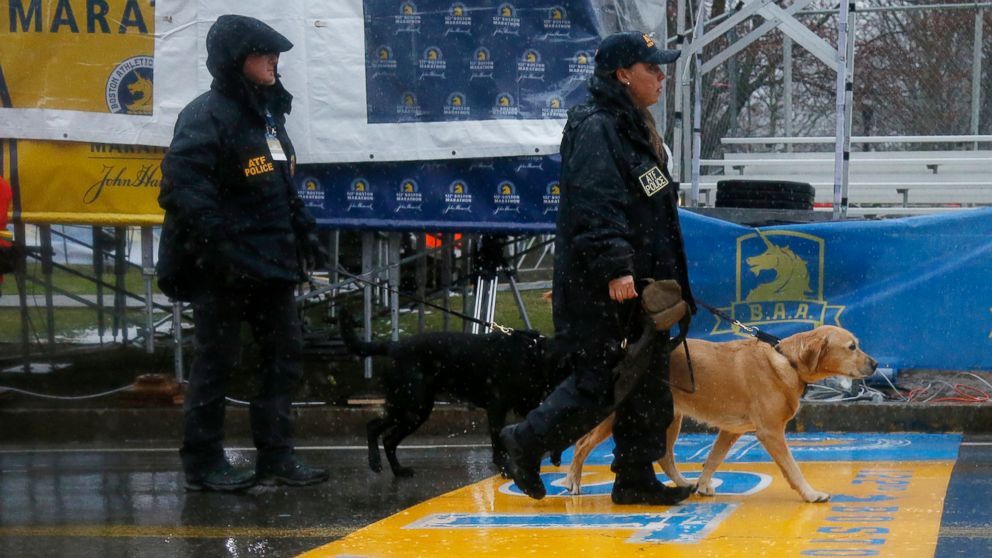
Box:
868;356;878;372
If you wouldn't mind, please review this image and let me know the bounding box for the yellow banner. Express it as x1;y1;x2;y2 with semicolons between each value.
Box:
11;139;164;225
0;0;154;114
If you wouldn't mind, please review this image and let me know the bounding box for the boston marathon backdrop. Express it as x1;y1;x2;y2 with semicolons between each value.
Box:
0;1;989;370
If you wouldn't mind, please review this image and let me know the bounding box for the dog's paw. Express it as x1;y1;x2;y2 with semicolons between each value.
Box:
696;481;716;497
549;449;563;467
563;477;581;495
804;491;831;503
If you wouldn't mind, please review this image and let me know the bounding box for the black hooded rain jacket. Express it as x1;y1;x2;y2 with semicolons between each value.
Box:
156;15;316;300
552;73;695;352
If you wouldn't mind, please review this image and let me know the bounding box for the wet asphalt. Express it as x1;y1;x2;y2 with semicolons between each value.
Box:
1;434;989;557
0;435;498;557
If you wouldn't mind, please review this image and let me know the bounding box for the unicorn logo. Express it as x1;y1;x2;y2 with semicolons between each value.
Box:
713;230;843;336
745;232;814;302
106;55;154;115
125;74;153;114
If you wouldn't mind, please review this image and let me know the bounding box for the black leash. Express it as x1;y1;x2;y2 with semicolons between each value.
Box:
696;299;781;346
312;266;523;336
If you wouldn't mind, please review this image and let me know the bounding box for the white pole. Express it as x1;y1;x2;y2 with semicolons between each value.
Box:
832;2;852;219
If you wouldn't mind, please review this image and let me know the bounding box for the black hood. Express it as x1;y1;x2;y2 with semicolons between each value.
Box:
205;15;294;116
566;73;641;132
206;15;293;81
587;72;638;118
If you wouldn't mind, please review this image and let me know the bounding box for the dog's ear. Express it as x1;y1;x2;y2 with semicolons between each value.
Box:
777;329;829;374
797;330;830;374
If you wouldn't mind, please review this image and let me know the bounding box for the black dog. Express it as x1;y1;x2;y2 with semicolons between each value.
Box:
340;309;566;477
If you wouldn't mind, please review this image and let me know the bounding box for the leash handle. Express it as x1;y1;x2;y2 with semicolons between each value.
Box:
697;299;781;346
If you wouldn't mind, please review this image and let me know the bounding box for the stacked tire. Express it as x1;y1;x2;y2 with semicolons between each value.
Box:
715;180;815;210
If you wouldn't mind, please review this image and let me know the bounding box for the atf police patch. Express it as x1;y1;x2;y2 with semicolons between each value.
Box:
637;165;669;197
106;55;154;115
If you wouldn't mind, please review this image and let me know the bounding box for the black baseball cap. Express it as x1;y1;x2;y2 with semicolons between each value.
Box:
594;31;680;71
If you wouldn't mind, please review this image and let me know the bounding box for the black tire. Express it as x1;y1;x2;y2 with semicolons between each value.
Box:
715;180;815;210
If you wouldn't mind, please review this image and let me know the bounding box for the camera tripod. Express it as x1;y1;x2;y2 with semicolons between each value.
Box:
470;235;532;334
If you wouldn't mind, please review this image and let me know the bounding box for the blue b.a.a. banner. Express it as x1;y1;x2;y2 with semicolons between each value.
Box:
680;208;992;371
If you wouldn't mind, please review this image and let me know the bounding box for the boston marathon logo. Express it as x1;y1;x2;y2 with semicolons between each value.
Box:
493;180;520;215
492;3;520;36
444;3;471;35
443;180;472;214
418;47;446;79
542;6;572;38
395;178;423;212
106;55;153;115
344;178;371;212
470;47;494;80
370;45;397;77
443;92;471;118
297;177;326;209
568;51;595;80
542;96;567;119
712;230;843;336
543;181;560;214
491;93;519;118
396;91;424;121
395;1;421;33
517;49;546;82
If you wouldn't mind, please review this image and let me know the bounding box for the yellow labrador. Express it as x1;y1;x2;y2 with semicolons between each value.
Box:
564;325;878;503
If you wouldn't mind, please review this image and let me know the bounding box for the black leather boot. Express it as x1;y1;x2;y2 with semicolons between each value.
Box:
611;462;692;506
499;425;546;500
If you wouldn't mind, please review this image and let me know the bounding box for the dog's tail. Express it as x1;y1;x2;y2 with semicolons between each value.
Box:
338;308;392;357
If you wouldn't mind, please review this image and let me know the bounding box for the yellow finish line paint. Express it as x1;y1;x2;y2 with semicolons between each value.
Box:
301;433;958;558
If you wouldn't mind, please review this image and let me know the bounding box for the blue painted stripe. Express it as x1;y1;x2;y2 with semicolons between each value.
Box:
405;503;737;544
554;433;962;466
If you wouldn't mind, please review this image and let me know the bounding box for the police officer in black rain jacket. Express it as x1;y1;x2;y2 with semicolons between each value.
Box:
157;14;327;492
501;31;696;505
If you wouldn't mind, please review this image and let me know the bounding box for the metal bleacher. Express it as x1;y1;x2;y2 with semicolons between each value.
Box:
697;135;992;215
